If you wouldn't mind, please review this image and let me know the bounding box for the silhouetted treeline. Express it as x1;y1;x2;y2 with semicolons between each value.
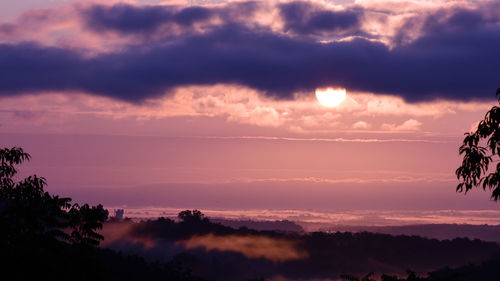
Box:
210;218;304;232
345;257;500;281
427;257;500;281
0;235;210;281
0;147;209;281
125;213;292;241
104;215;500;281
321;224;500;244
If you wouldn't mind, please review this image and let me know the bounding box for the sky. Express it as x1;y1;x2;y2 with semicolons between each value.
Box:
1;0;500;224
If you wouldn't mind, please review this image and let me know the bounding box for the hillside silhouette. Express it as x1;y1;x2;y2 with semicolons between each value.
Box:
317;224;500;244
103;215;500;281
211;218;304;232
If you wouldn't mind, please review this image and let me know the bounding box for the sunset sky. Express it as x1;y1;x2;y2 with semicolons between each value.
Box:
2;0;500;224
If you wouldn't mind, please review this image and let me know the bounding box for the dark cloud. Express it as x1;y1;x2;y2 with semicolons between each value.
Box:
395;5;500;45
83;1;359;36
0;23;16;35
173;7;213;26
82;2;260;33
1;4;499;102
279;1;361;35
83;4;179;33
422;8;495;35
11;110;43;120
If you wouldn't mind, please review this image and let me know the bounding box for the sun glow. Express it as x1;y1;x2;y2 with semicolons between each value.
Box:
315;88;347;107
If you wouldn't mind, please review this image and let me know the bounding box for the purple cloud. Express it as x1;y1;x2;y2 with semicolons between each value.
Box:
0;2;499;102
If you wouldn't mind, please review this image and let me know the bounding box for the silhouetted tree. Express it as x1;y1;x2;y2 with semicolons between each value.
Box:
341;272;376;281
456;88;500;200
69;203;108;246
342;271;428;281
0;147;108;246
1;147;71;244
381;271;428;281
178;209;209;223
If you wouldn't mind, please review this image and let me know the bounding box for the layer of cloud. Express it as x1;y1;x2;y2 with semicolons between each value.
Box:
0;1;499;102
102;207;500;226
381;119;422;131
0;85;494;135
279;1;362;35
82;2;262;33
178;234;308;262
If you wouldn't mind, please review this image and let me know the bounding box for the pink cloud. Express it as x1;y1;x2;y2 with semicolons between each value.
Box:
353;120;369;129
381;119;422;131
178;234;308;262
0;87;494;136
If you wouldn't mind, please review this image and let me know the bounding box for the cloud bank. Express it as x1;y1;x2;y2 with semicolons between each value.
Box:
0;1;499;102
178;233;308;262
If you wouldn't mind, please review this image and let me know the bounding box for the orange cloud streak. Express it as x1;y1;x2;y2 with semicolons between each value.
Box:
178;234;308;262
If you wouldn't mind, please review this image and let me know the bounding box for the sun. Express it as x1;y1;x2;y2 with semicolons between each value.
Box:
315;88;347;107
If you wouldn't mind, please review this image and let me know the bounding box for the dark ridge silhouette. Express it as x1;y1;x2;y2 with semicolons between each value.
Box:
316;224;500;244
102;216;500;281
428;257;500;281
342;271;428;281
210;218;304;232
347;257;500;281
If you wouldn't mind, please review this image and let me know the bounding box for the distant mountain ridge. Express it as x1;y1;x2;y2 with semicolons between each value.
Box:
102;216;500;281
210;218;304;232
198;218;500;244
313;224;500;244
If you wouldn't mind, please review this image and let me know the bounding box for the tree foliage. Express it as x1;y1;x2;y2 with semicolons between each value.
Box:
178;209;208;223
0;147;108;247
341;272;375;281
0;147;208;281
69;203;108;246
341;271;428;281
456;88;500;201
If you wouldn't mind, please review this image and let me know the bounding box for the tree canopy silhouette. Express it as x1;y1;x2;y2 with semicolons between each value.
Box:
0;147;108;246
178;209;209;223
342;271;428;281
0;147;212;281
456;88;500;201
